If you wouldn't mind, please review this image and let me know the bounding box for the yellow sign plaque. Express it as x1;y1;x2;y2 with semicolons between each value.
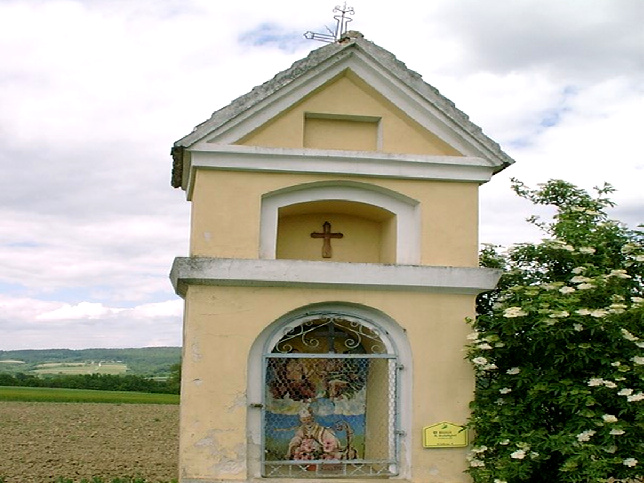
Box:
422;422;468;448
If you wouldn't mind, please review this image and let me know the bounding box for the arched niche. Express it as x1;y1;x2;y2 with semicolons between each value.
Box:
247;303;412;479
277;200;395;263
260;181;420;265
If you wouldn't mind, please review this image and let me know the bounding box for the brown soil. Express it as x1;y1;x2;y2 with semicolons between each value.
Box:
0;402;178;482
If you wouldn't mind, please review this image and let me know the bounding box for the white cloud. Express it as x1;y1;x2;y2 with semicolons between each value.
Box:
130;300;184;319
35;299;183;321
0;295;182;349
37;302;123;321
0;0;641;349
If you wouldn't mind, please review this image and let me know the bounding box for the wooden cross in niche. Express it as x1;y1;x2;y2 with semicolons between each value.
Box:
310;221;343;258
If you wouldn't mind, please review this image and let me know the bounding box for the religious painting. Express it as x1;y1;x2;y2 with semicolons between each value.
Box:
264;356;368;465
263;316;392;475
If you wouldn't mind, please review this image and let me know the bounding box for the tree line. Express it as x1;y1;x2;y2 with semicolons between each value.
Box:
0;363;181;395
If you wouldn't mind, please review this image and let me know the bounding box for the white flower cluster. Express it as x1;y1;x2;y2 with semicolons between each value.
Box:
587;378;617;388
575;308;610;318
542;282;561;291
608;269;632;279
621;329;639;342
615;387;644;402
621;243;641;254
550;241;575;252
549;310;570;318
588;379;644;403
509;443;537;460
570;206;600;215
467;446;487;467
577;283;595;290
471;356;497;371
602;414;618;423
503;306;527;318
570;275;593;284
576;429;596;442
510;449;526;459
608;303;627;314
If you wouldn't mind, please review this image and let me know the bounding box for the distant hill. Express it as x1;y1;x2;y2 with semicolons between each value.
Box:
0;347;181;377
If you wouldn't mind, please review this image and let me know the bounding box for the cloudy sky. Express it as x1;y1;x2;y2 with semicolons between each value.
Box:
0;0;641;350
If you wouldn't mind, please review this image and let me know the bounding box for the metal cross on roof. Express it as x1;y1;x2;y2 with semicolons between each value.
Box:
304;3;355;43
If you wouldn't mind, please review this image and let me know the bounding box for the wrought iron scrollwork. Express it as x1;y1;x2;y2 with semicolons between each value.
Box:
274;316;385;354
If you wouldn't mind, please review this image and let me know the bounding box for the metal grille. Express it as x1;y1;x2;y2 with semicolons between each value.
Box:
261;315;399;478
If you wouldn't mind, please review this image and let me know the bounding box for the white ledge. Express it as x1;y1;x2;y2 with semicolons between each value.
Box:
170;257;501;297
184;145;496;197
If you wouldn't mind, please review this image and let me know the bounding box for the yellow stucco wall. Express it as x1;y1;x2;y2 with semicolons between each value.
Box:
190;170;478;267
237;72;461;157
180;285;475;483
179;56;488;483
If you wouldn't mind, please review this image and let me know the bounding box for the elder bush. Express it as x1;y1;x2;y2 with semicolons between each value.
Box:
467;179;643;483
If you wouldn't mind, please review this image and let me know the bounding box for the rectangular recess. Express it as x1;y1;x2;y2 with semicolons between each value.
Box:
304;113;381;151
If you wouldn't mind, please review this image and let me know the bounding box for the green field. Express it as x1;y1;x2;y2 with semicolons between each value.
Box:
32;362;128;375
0;347;181;377
0;386;179;404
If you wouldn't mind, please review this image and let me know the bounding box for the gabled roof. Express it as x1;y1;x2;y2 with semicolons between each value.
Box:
171;31;514;188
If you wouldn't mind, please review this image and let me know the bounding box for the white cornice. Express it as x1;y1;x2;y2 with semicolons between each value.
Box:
170;257;501;297
185;145;496;199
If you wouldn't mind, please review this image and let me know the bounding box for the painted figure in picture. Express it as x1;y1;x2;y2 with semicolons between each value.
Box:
287;407;342;460
286;407;358;461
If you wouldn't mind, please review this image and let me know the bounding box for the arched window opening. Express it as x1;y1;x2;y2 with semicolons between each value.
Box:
262;313;400;478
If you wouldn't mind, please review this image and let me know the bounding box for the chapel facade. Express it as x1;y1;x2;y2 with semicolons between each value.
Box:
170;31;512;483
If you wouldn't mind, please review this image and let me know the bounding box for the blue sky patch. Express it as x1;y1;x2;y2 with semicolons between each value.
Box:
539;85;577;128
239;23;309;53
539;108;563;128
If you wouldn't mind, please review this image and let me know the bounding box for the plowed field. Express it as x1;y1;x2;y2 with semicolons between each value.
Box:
0;402;178;482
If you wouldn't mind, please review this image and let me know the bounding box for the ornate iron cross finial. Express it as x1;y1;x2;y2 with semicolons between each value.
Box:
311;221;343;258
304;3;355;43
